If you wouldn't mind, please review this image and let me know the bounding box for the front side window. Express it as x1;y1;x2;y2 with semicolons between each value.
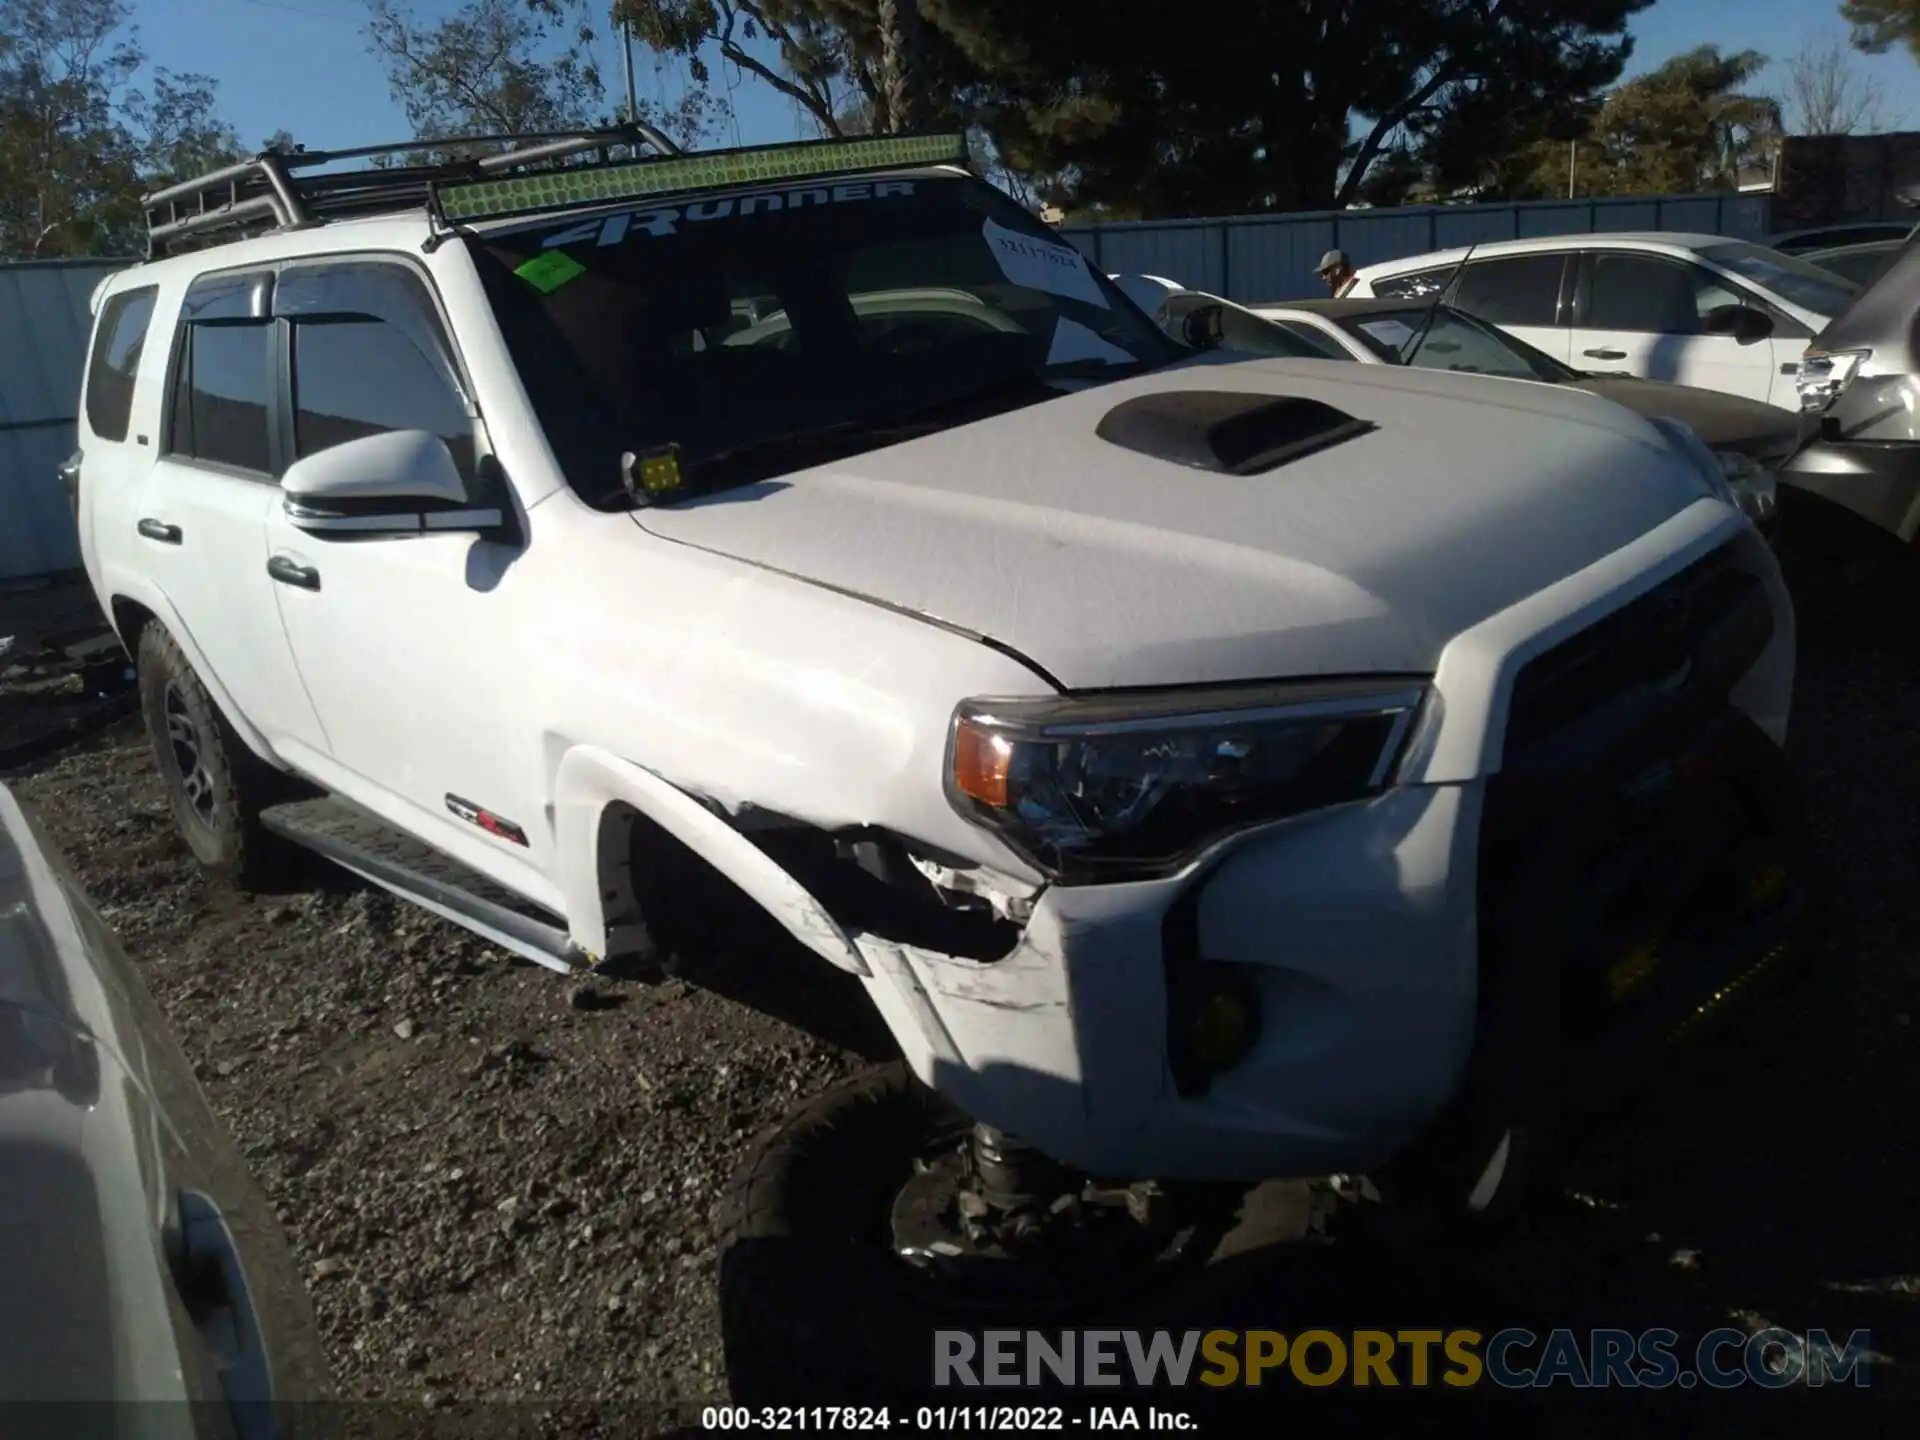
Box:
474;173;1181;505
85;286;158;442
167;320;273;473
278;262;474;479
1586;255;1716;334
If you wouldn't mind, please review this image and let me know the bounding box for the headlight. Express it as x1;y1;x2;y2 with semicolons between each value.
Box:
1796;349;1869;413
1714;450;1777;527
946;681;1427;882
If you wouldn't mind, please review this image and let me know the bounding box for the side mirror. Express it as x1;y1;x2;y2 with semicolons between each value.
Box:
280;430;503;538
1181;302;1228;351
1702;303;1773;343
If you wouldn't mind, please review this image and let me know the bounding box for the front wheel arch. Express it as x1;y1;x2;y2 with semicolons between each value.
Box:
552;744;869;975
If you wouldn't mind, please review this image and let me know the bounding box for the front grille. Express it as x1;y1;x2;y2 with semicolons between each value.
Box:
1460;541;1815;1124
1503;544;1769;769
1469;705;1816;1127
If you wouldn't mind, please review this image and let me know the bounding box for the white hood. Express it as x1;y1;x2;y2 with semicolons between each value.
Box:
634;358;1709;690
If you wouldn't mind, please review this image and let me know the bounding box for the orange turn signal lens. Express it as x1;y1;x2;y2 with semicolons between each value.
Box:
952;719;1016;808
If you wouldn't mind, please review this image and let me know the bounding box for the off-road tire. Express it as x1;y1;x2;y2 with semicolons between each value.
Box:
716;1065;971;1406
136;624;296;888
718;1064;1264;1406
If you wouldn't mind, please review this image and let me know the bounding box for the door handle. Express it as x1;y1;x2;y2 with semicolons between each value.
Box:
1780;362;1800;375
137;518;183;544
266;555;321;591
1581;348;1628;361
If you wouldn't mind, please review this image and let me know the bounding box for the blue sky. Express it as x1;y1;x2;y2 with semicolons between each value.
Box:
132;0;1920;156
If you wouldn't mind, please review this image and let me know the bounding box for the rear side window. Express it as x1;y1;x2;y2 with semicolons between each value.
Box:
84;287;158;442
1455;255;1565;327
1371;268;1449;300
168;321;275;473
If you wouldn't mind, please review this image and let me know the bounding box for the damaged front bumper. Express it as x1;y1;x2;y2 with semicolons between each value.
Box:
857;779;1483;1181
849;504;1815;1185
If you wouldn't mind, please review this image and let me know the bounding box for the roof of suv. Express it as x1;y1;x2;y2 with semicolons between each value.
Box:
100;212;438;298
1356;231;1739;278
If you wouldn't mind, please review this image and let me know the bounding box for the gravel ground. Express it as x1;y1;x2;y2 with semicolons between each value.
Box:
4;579;1917;1432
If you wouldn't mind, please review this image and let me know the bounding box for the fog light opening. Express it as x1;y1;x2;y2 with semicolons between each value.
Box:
1187;974;1261;1079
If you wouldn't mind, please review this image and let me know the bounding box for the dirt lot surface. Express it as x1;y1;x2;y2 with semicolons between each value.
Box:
4;576;1916;1433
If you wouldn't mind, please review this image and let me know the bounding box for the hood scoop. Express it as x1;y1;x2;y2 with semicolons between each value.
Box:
1095;390;1376;476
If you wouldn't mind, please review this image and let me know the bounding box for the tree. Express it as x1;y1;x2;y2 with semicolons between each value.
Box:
124;66;243;187
931;0;1650;216
366;0;609;137
613;1;963;138
0;0;238;257
366;0;721;152
616;1;846;136
1577;45;1780;195
1843;0;1920;61
875;0;924;131
1784;36;1889;133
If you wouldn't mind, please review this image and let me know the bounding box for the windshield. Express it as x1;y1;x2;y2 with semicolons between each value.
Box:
1152;293;1346;359
1697;241;1861;318
473;173;1181;505
1340;307;1574;382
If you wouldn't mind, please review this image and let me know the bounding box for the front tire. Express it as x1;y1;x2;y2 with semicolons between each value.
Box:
716;1065;974;1405
716;1064;1249;1406
136;624;293;888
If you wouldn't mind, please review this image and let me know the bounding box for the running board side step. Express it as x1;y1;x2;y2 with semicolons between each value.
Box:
259;796;584;974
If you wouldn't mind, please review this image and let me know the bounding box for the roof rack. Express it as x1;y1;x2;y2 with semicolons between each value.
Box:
141;122;684;256
142;127;974;258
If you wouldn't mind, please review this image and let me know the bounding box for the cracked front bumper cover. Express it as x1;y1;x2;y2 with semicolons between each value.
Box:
850;512;1800;1185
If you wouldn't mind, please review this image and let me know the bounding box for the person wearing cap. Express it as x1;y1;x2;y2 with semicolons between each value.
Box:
1318;249;1358;297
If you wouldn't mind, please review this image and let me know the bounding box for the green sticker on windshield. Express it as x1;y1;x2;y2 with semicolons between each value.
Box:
514;250;587;293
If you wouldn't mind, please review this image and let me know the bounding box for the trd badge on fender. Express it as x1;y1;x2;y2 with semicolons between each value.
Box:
445;793;530;846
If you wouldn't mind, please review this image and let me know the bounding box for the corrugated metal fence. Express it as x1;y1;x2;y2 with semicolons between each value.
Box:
1060;192;1775;304
0;259;127;582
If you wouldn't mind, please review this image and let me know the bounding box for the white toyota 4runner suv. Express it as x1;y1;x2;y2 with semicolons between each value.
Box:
75;129;1821;1383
